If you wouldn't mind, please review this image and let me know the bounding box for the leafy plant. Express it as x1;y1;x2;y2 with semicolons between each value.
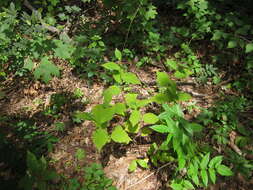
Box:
19;151;59;190
102;49;141;85
148;104;233;189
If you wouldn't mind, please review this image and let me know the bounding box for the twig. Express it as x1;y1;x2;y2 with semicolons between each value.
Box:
125;162;171;190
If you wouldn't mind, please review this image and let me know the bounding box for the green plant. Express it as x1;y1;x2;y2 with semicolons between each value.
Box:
19;151;59;190
148;104;233;189
102;49;141;85
63;163;117;190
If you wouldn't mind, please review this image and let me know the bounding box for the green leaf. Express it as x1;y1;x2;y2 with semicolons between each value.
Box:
113;103;126;115
174;71;187;79
227;41;237;48
152;93;171;104
200;153;210;169
111;125;131;144
92;105;115;126
209;156;223;168
33;57;60;83
143;113;159;124
125;94;138;109
165;59;178;70
178;156;186;170
92;128;110;151
75;149;86;160
26;151;39;174
209;168;216;184
128;160;137;172
178;93;192;101
245;43;253;53
201;169;208;187
136;159;149;169
129;110;141;126
156;72;170;87
216;165;233;176
53;40;74;59
182;180;194;189
150;125;171;133
103;86;121;106
102;62;121;71
121;72;141;84
115;48;122;61
170;182;183;190
113;73;122;83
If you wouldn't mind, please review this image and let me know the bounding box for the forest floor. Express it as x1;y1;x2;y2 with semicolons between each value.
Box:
0;60;252;190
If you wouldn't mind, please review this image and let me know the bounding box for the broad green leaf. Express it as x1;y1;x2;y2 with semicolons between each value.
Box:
152;93;171;104
125;94;138;109
209;156;223;168
143;113;159;124
227;41;237;48
201;169;208;187
113;103;126;115
115;48;122;61
165;59;178;70
178;92;192;101
156;71;170;87
103;86;121;106
75;149;86;160
102;62;121;71
53;40;74;59
34;57;60;83
245;43;253;53
200;153;210;169
216;165;233;176
128;160;137;172
129;110;141;126
113;73;122;83
209;168;216;184
136;159;149;169
92;128;110;151
92;105;115;126
111;125;131;144
174;71;187;79
136;99;151;108
121;72;141;84
150;125;171;133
